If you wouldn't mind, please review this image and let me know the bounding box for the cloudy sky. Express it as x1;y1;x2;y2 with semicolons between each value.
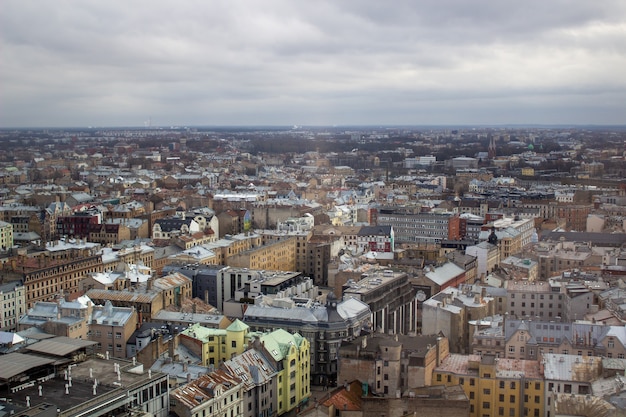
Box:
2;1;625;127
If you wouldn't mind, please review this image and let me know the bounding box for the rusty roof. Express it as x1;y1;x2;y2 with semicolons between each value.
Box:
170;369;242;409
86;288;158;303
321;381;363;411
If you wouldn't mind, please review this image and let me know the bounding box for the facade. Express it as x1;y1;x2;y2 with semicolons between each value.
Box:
542;353;602;417
251;329;311;415
226;237;296;272
217;267;304;313
0;280;25;331
17;240;103;308
342;270;417;335
356;225;394;260
244;296;371;387
465;242;500;280
221;348;278;417
338;333;449;396
501;319;626;361
1;355;170;417
152;216;200;240
179;319;251;367
422;285;495;354
376;208;454;243
170;369;244;417
225;275;315;319
89;301;138;359
18;295;92;339
0;220;13;250
506;281;563;320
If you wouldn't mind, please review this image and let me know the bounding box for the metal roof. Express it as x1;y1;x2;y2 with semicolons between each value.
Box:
26;336;97;357
0;352;56;380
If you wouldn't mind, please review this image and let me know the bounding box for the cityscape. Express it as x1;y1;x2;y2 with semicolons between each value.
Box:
0;125;625;417
2;1;626;417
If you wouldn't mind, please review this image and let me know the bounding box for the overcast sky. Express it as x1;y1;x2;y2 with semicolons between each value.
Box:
2;1;625;127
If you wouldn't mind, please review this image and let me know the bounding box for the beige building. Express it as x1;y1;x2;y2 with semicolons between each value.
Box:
500;256;538;281
0;220;13;251
227;237;297;271
89;301;138;359
506;280;563;320
338;333;449;396
170;369;244;417
0;280;25;331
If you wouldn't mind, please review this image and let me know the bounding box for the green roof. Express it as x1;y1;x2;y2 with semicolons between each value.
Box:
259;328;304;361
181;323;226;341
226;319;249;332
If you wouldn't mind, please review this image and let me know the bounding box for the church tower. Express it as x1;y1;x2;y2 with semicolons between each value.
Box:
488;136;497;159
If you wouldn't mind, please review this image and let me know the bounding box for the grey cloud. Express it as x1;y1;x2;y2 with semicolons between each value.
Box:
1;0;625;126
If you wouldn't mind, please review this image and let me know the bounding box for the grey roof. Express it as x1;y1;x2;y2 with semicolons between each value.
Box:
505;319;610;348
155;218;193;232
0;352;56;380
541;231;626;247
25;336;98;357
358;225;391;236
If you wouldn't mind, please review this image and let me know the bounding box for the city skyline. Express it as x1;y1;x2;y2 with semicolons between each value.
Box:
2;1;626;128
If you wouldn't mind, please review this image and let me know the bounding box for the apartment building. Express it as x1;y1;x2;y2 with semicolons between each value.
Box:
170;369;244;417
244;296;371;387
0;280;25;331
16;240;103;308
342;270;417;335
506;281;563;320
0;220;13;251
376;208;454;244
226;237;297;272
433;354;544;417
338;333;449;395
89;301;138;359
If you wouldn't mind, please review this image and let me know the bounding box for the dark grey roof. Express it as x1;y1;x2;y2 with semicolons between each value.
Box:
26;336;98;357
358;225;392;236
0;352;56;380
541;231;626;247
155;218;193;232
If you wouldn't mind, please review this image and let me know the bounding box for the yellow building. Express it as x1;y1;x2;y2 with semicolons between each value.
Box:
433;354;544;417
178;321;311;415
179;319;250;367
254;328;311;415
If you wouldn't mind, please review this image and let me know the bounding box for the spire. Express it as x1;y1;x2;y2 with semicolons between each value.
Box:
488;136;496;159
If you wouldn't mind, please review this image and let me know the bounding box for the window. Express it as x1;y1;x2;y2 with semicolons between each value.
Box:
470;392;475;399
470;378;475;386
510;395;515;403
484;388;491;395
499;407;505;416
499;394;505;402
483;402;491;409
510;382;516;389
436;374;442;382
499;381;505;389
